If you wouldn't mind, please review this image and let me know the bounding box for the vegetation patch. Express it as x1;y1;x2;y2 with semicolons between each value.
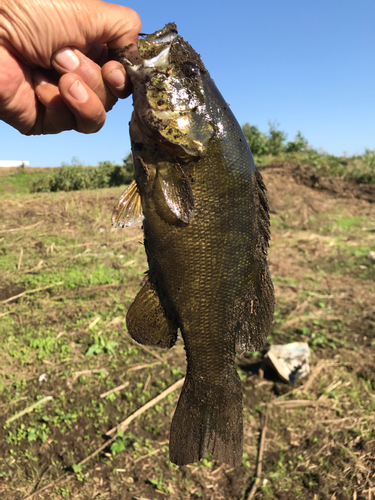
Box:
0;160;374;499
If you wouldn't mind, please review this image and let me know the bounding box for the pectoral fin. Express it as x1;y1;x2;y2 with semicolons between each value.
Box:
127;278;178;349
111;180;144;228
155;163;194;224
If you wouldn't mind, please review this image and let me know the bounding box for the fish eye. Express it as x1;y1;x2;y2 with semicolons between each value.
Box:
181;62;198;78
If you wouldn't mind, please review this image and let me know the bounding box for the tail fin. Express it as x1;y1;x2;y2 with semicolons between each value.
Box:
169;372;243;467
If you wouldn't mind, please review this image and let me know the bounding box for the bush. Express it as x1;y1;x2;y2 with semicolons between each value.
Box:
241;123;375;184
285;131;309;153
31;155;134;193
242;124;268;156
347;150;375;184
242;123;307;156
267;122;287;155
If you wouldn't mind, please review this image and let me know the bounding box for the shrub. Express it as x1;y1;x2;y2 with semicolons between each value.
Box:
242;124;268;156
348;150;375;184
285;131;309;153
267;122;287;155
31;155;134;193
242;123;307;156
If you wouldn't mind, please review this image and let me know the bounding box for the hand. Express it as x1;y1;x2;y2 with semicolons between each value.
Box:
0;0;140;135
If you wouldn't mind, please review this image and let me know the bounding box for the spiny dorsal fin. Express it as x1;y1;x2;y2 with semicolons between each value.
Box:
111;180;144;228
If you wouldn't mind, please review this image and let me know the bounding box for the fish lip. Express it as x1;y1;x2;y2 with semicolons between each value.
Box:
140;22;178;44
121;23;179;69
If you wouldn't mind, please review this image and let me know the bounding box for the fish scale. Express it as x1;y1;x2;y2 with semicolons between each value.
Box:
110;22;274;466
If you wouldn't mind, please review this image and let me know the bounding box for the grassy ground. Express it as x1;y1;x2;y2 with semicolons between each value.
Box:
0;167;374;499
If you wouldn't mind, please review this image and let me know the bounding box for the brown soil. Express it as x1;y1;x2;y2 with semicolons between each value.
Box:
0;164;374;500
264;161;375;203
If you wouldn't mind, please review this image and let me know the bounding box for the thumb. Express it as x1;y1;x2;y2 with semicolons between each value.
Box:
0;0;141;67
87;1;141;49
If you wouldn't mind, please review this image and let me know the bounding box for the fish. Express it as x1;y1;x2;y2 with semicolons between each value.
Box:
110;23;275;467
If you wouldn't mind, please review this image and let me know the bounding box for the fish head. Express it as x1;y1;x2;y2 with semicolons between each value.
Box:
117;23;214;159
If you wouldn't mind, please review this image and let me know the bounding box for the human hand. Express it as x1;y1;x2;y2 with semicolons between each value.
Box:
0;0;140;135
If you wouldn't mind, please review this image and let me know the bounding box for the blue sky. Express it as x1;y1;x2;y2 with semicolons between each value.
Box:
1;0;374;166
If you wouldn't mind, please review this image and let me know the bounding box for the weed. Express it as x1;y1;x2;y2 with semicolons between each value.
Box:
147;474;170;493
86;335;119;356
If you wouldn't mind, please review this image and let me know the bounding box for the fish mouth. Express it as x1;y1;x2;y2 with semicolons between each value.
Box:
120;23;213;158
139;23;178;61
122;23;178;68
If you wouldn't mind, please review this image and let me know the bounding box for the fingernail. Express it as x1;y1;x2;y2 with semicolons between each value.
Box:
32;71;48;85
107;69;125;89
54;48;79;71
69;80;88;103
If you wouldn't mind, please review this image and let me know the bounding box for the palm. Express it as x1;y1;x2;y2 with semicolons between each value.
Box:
0;47;38;133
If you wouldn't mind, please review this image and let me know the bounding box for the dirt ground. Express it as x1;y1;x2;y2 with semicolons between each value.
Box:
0;164;374;500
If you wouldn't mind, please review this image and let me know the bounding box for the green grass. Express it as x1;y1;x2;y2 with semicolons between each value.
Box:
0;170;49;197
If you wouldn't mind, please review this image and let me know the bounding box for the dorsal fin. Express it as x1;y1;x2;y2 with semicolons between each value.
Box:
232;168;275;353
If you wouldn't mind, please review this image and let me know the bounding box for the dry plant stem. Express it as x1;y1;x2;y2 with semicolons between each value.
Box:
143;374;151;392
317;417;352;424
71;368;108;383
87;316;101;330
100;381;130;398
247;406;269;500
1;281;63;304
22;377;185;500
126;361;161;373
272;399;321;408
303;360;337;393
124;332;167;365
106;377;185;436
0;310;14;318
133;446;163;464
6;396;53;425
17;247;23;270
23;260;44;273
0;396;27;409
0;221;43;233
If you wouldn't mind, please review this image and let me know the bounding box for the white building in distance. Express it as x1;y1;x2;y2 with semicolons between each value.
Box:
0;161;30;167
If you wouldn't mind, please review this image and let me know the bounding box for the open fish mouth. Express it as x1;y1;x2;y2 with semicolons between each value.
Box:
118;23;178;69
139;23;178;62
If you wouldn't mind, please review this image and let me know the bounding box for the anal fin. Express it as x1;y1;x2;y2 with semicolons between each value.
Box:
127;278;177;348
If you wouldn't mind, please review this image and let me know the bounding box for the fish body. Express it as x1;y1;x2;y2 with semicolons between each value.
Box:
111;24;274;467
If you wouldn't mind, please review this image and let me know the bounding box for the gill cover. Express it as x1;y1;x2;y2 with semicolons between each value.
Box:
111;23;216;226
127;24;214;158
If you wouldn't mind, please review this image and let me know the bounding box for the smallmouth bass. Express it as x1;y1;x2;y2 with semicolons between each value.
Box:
110;23;274;467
